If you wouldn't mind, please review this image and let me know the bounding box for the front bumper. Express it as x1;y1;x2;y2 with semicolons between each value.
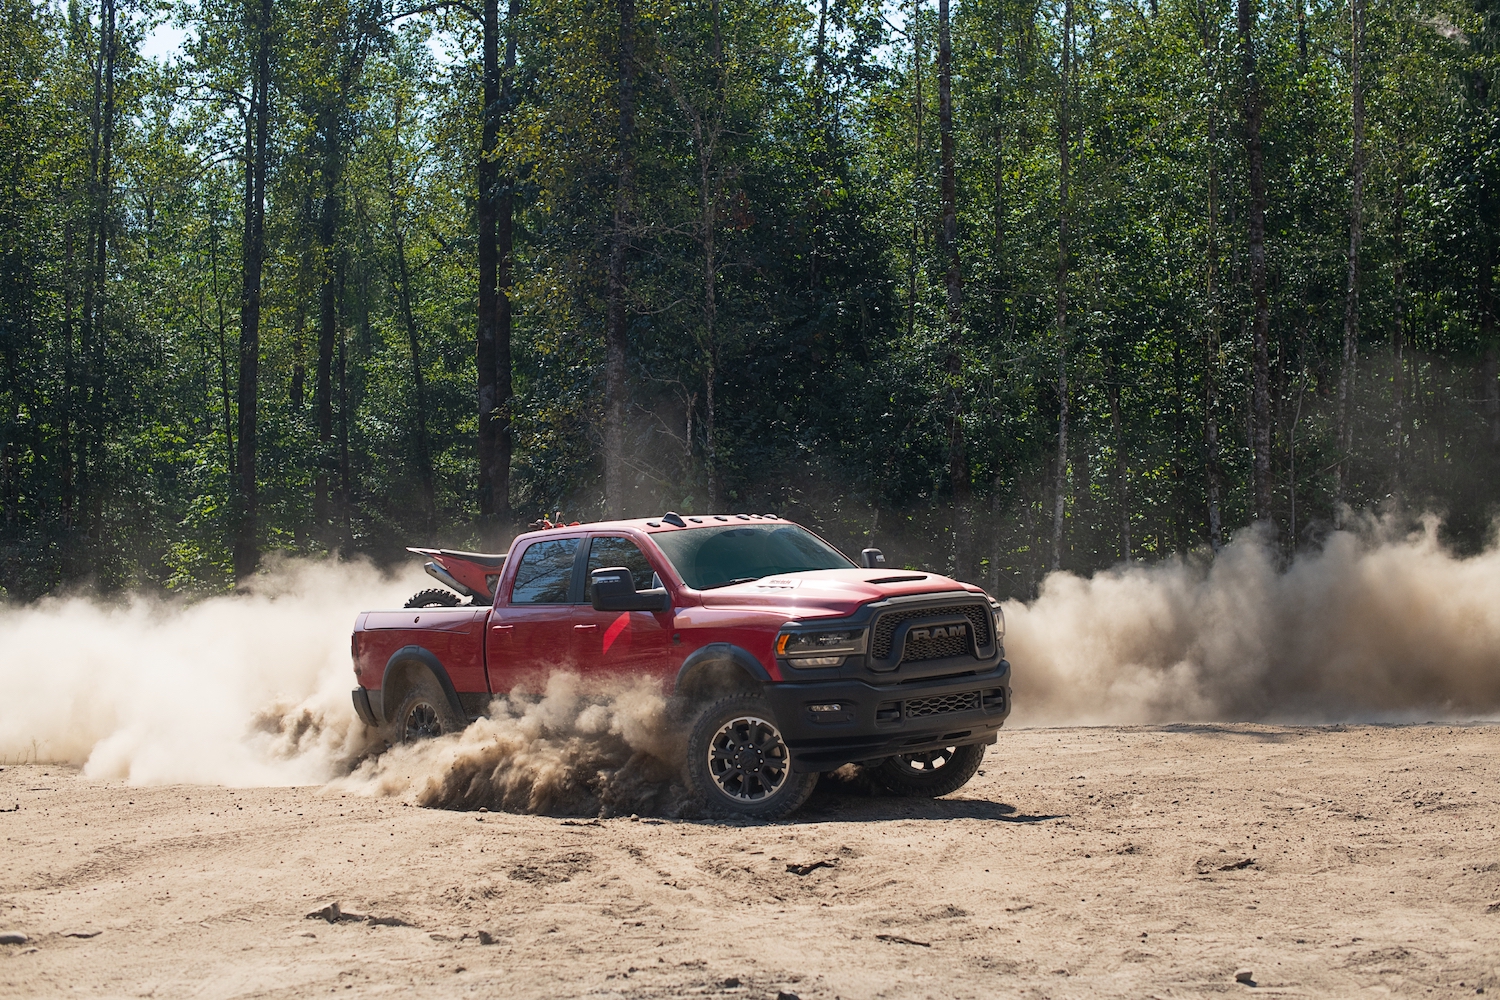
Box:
763;660;1011;771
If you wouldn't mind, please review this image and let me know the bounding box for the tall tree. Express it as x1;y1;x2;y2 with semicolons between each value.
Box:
385;84;435;531
234;0;273;581
938;0;970;579
494;0;519;531
309;0;376;543
1199;0;1223;552
1335;0;1366;524
1051;0;1072;572
1238;0;1271;522
659;0;732;508
603;0;636;517
78;0;118;554
476;0;505;538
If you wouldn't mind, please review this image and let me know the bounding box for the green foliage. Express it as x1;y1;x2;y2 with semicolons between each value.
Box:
0;0;1497;602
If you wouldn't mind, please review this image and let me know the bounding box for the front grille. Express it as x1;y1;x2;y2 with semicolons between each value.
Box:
871;603;991;660
903;630;970;662
905;691;980;719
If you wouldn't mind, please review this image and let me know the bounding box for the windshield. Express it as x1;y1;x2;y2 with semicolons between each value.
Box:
651;523;856;590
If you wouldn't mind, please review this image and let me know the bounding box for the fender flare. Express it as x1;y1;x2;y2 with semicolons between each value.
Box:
379;645;466;726
674;642;771;701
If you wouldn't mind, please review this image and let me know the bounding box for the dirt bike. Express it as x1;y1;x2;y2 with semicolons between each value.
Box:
403;547;507;608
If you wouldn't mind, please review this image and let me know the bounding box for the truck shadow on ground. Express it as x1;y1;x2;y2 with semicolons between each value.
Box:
792;771;1064;824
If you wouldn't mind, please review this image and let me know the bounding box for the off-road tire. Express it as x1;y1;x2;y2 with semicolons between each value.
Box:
390;673;465;744
685;695;818;821
871;743;985;798
404;588;465;609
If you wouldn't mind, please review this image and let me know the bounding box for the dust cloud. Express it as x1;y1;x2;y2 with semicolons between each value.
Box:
342;672;691;817
1;518;1497;803
1005;515;1500;725
0;557;422;784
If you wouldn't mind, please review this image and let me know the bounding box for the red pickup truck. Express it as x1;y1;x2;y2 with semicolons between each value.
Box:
350;513;1011;819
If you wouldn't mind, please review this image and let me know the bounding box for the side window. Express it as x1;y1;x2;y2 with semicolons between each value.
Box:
585;536;657;601
509;538;579;604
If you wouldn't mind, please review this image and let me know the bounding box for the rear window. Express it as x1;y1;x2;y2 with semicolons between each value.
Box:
651;524;854;590
509;537;579;604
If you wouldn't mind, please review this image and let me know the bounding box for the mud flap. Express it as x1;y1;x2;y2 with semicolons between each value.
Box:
351;688;378;727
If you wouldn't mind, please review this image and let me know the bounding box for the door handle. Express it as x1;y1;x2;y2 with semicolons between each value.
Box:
573;623;597;630
491;624;513;631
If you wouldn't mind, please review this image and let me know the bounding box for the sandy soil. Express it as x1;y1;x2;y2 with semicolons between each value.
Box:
2;723;1497;999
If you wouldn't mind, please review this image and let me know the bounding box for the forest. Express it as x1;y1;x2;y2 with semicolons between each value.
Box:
0;0;1497;602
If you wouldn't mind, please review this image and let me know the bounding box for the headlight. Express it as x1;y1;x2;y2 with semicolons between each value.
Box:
776;627;867;667
992;605;1005;641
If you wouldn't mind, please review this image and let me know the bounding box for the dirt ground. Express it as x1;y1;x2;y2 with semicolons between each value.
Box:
2;723;1497;999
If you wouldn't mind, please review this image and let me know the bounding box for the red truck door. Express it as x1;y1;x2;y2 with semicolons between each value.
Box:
572;533;673;680
486;535;583;696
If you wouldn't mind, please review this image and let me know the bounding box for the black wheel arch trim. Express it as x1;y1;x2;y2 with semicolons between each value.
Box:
674;642;772;699
379;645;467;725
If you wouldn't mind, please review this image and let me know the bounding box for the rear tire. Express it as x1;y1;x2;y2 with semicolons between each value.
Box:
871;743;985;797
685;695;817;821
390;674;465;744
404;589;465;609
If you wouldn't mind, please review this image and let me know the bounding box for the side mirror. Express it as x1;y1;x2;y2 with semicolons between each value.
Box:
861;548;887;569
590;566;671;613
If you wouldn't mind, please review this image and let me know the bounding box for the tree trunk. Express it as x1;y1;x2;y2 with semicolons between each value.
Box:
1051;0;1071;573
60;221;76;536
1335;0;1364;527
1482;225;1500;452
234;0;272;582
78;0;116;548
1204;49;1223;551
314;117;341;538
604;0;636;517
1107;350;1128;561
906;0;923;341
993;117;1005;325
700;159;720;509
1391;177;1405;494
493;0;520;533
476;0;503;535
1238;0;1272;522
209;212;236;481
938;0;969;579
388;147;436;531
338;280;352;547
702;0;725;509
810;0;828;288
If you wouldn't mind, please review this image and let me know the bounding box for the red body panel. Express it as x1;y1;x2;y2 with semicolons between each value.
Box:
355;518;990;702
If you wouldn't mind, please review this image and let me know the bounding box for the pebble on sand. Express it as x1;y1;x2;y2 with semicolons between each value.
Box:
1235;969;1255;985
0;932;28;946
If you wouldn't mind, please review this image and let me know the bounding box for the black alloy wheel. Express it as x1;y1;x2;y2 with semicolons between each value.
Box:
871;742;986;797
388;672;464;745
709;715;790;801
685;695;818;820
403;701;443;742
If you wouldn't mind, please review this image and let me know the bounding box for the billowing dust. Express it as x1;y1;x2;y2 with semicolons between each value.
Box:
342;673;692;817
1006;515;1500;725
0;556;419;785
2;517;1498;813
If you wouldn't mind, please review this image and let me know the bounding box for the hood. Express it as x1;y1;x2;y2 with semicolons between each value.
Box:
695;568;982;618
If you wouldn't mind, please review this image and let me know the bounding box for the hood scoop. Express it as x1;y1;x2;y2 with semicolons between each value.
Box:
865;574;928;584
